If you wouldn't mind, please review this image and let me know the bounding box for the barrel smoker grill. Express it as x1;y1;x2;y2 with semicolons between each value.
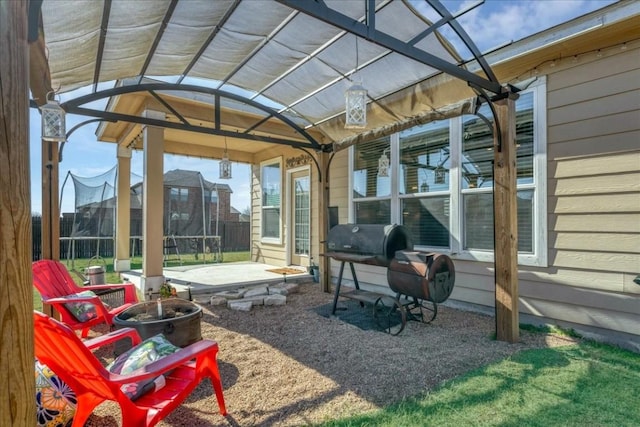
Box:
325;224;455;335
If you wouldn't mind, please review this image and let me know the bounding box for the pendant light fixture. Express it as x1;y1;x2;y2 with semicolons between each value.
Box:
219;136;232;179
345;36;367;129
377;148;390;177
40;92;66;142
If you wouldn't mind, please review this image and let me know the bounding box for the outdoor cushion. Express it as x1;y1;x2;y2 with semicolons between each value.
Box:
63;290;106;322
106;334;181;400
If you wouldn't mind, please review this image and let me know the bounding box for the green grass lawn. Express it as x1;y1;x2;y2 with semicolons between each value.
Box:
319;341;640;427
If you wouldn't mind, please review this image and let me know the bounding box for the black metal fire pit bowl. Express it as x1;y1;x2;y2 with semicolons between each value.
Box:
113;298;203;352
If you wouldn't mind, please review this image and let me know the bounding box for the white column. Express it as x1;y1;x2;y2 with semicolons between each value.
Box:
114;144;132;272
141;110;165;296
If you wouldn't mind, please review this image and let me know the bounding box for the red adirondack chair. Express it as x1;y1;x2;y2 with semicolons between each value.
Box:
34;311;227;427
32;259;139;337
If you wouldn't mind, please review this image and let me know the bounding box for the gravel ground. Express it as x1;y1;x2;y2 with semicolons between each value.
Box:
86;281;576;426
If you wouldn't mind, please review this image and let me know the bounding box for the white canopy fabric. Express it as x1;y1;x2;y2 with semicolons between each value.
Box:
37;0;497;146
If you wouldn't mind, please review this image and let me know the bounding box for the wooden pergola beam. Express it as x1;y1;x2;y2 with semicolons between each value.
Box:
0;0;36;424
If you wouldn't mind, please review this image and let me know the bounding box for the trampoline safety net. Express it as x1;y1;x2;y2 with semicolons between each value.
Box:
61;166;225;266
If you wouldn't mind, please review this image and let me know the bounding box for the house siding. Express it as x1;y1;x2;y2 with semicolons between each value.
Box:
326;45;640;344
454;47;640;340
251;146;321;268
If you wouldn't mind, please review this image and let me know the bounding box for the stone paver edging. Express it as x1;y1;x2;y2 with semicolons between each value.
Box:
209;282;299;311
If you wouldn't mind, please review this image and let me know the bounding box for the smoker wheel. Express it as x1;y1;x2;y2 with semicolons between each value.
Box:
373;296;406;335
403;297;438;324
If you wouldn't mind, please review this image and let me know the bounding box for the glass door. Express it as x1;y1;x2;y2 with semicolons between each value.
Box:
290;171;310;266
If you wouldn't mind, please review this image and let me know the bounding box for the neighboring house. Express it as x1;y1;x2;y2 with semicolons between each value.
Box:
250;5;639;348
157;169;237;236
72;169;237;237
231;206;250;222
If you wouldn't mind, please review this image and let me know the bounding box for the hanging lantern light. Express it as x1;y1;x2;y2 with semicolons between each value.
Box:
345;35;367;129
345;79;367;129
219;137;232;179
40;94;66;142
377;148;390;177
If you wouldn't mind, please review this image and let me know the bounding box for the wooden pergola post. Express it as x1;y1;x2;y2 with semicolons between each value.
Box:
0;0;36;424
41;138;60;260
493;95;519;343
318;151;331;292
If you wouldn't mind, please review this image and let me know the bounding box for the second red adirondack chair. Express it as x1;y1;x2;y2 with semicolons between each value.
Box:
32;259;139;337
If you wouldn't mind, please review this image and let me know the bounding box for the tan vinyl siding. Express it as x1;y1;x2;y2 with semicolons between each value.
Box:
551;232;639;253
327;44;640;342
553;194;638;213
548;68;640;108
329;263;387;288
454;259;634;294
549;130;640;158
549;172;640;196
552;213;640;233
519;297;639;335
551;250;639;273
548;109;639;143
328;149;350;224
552;152;640;177
527;46;640;335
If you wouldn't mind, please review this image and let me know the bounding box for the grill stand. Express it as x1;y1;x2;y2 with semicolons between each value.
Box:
325;253;384;315
330;259;362;315
323;247;453;336
325;253;417;336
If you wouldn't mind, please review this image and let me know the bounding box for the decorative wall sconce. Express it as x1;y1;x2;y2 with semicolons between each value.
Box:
377;148;390;177
219;137;232;179
40;94;66;142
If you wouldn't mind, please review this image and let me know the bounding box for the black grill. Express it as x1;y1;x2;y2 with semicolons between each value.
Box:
324;223;455;335
325;223;412;267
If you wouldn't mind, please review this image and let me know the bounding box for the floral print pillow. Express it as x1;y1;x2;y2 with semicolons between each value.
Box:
35;359;77;427
106;334;180;400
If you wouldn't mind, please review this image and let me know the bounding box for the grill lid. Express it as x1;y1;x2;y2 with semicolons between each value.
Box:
325;224;412;266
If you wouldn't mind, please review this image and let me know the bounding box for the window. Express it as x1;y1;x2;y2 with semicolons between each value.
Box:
206;189;218;204
261;158;282;241
167;187;190;234
352;137;391;224
399;120;451;248
350;79;547;266
461;91;537;255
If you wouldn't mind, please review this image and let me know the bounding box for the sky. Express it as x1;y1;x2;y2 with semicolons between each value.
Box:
28;0;616;215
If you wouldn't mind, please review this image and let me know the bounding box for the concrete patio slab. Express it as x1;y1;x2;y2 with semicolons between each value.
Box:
121;261;312;297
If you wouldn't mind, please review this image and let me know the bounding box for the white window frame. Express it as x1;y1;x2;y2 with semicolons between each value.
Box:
260;156;283;244
349;77;547;267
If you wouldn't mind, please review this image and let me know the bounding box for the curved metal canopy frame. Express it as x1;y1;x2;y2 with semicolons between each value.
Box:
49;82;326;179
32;0;516;157
281;0;517;162
280;0;505;94
60;83;325;152
33;0;517;182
